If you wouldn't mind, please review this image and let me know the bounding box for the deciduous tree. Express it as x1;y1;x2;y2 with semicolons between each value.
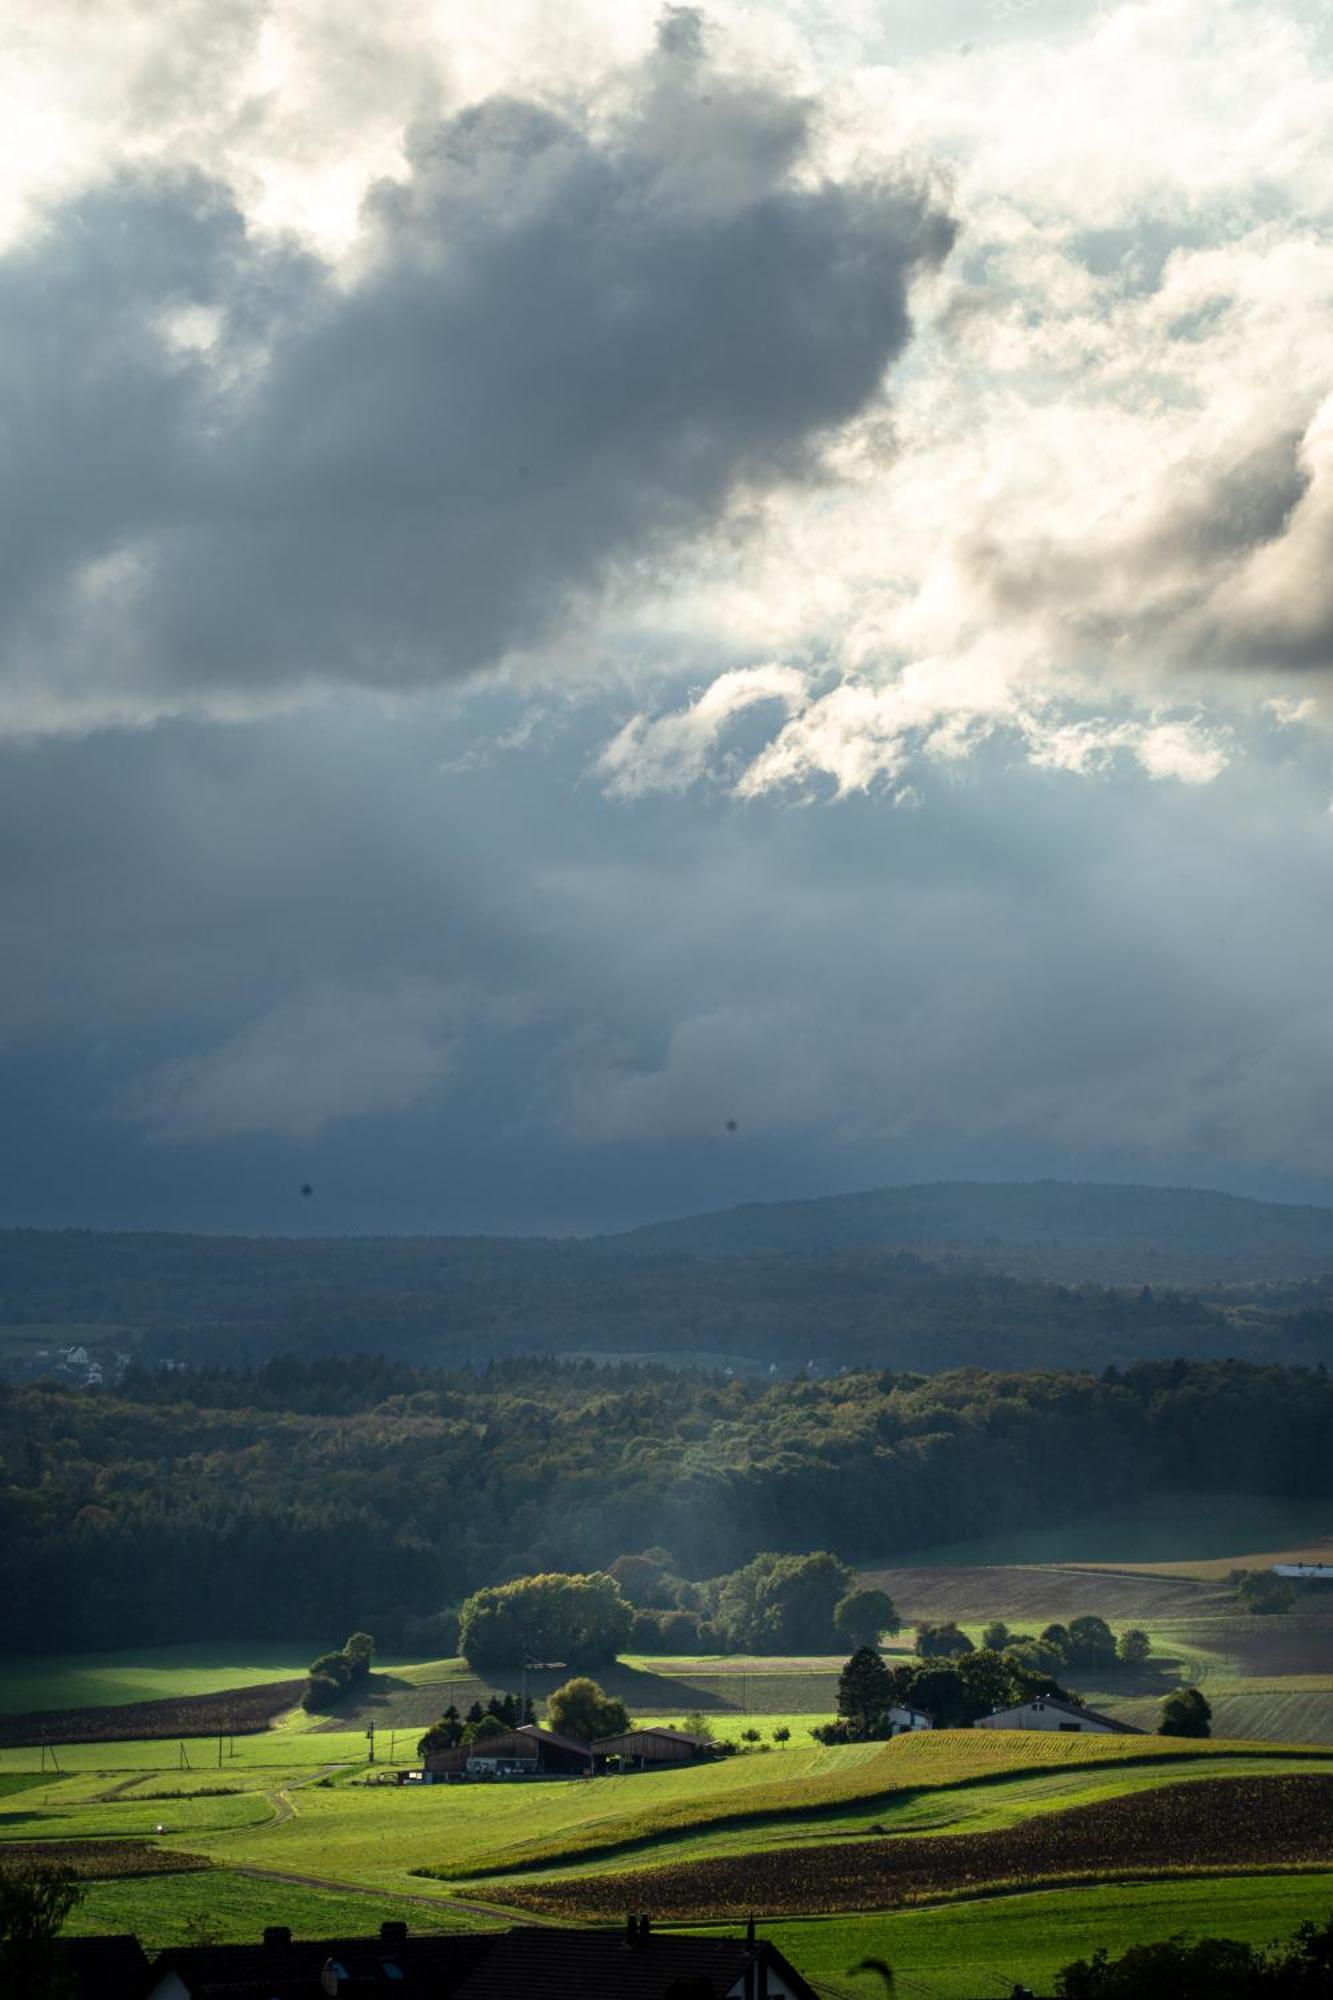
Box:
546;1675;630;1743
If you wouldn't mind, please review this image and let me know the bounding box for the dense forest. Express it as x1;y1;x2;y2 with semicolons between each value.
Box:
8;1180;1333;1379
2;1355;1331;1653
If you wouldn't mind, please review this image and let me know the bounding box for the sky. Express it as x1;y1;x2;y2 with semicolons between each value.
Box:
4;0;1333;1235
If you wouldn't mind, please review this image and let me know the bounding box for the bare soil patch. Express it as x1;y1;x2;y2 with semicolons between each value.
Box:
0;1680;303;1748
0;1841;210;1880
505;1773;1333;1921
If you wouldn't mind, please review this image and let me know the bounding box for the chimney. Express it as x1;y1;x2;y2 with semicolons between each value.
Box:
380;1921;408;1946
639;1915;651;1945
263;1926;292;1949
625;1912;638;1946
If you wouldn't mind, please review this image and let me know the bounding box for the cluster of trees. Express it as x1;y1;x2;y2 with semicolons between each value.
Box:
709;1554;897;1655
916;1616;1149;1674
417;1691;536;1757
456;1555;899;1667
458;1573;633;1670
1233;1569;1298;1615
5;1356;1333;1653
302;1631;375;1713
821;1641;1206;1740
1056;1910;1333;1996
820;1644;1073;1737
417;1675;629;1756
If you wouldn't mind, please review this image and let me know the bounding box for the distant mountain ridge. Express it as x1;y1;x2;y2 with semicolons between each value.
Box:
6;1179;1333;1380
611;1179;1333;1261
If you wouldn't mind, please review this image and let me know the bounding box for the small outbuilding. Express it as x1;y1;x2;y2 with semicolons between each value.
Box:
975;1696;1141;1735
592;1725;707;1769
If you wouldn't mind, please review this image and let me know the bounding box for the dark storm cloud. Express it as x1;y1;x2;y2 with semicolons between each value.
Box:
6;697;1333;1235
0;20;952;725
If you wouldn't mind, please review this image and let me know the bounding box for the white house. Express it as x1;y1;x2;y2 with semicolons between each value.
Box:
975;1695;1140;1735
887;1703;933;1735
1274;1563;1333;1580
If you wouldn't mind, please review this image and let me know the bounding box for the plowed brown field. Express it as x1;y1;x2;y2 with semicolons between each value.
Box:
0;1680;303;1748
0;1841;209;1880
505;1774;1333;1920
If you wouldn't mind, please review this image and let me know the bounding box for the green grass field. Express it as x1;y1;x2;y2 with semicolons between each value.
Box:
755;1871;1333;2000
4;1494;1332;1991
13;1723;1325;1923
0;1645;318;1715
65;1869;497;1948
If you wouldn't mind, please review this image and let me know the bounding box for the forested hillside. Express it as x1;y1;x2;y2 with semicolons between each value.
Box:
6;1182;1333;1378
3;1356;1331;1652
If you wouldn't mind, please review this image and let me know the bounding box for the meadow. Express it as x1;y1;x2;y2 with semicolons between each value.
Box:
0;1492;1329;1994
757;1873;1333;2000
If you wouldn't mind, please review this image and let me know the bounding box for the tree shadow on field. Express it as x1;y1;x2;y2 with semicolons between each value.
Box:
528;1663;739;1714
1072;1656;1188;1703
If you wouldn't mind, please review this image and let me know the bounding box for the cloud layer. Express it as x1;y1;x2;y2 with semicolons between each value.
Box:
0;14;951;733
5;0;1333;1229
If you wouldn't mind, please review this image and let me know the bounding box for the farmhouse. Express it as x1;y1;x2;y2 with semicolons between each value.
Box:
592;1724;707;1769
975;1695;1142;1735
887;1702;933;1735
423;1721;593;1780
134;1917;820;2000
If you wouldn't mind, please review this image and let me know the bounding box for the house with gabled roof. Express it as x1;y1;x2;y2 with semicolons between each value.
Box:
974;1694;1141;1735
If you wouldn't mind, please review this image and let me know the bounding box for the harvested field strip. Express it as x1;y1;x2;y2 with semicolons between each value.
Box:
859;1563;1225;1622
0;1840;210;1880
0;1681;304;1749
506;1774;1333;1921
423;1732;1327;1883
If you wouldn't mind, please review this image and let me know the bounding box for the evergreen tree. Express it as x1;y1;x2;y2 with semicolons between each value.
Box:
837;1647;894;1737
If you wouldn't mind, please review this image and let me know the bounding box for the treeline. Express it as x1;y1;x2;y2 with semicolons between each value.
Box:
3;1356;1333;1653
7;1220;1332;1379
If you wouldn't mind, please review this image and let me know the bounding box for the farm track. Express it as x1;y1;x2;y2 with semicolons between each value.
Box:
501;1774;1333;1922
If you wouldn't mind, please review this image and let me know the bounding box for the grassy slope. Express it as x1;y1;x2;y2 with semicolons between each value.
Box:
0;1645;318;1715
65;1870;495;1949
756;1872;1333;2000
412;1735;1333;1888
18;1740;1333;1904
510;1753;1333;1884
